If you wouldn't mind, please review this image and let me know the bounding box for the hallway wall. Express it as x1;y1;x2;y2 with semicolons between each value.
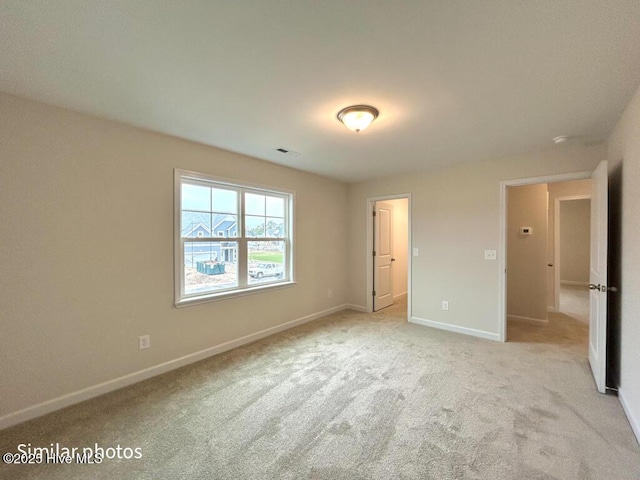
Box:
507;184;549;322
559;199;591;285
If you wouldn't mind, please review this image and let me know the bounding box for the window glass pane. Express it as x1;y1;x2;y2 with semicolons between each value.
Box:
266;217;285;237
211;214;238;238
266;196;285;217
212;188;237;214
182;184;211;212
245;193;265;216
181;212;211;237
245;215;266;238
248;241;285;285
184;242;238;294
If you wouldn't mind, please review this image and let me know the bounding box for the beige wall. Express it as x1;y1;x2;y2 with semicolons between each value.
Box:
608;83;640;440
559;199;591;284
347;143;605;336
546;180;592;307
507;184;549;321
0;94;349;421
386;198;408;298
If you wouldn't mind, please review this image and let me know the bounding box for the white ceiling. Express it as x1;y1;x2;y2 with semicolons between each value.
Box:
2;1;640;182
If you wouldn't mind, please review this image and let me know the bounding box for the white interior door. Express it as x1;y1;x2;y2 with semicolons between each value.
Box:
374;202;394;311
589;160;608;393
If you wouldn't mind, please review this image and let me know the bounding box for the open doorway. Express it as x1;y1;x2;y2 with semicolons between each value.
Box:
366;195;410;318
505;180;591;344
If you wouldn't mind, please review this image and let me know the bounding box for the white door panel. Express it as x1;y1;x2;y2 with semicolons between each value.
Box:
374;202;394;311
589;160;608;393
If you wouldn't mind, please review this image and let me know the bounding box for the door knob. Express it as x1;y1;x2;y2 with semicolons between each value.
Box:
391;258;396;262
588;284;601;290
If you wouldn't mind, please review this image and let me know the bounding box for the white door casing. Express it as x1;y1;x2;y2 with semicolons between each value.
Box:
374;202;394;311
589;160;608;393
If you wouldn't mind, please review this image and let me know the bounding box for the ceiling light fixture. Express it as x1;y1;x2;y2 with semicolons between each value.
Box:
337;105;379;133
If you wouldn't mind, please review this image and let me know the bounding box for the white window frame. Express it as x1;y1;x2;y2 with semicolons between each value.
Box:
174;169;295;307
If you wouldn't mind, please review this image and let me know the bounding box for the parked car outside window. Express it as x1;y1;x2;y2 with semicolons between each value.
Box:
248;263;283;279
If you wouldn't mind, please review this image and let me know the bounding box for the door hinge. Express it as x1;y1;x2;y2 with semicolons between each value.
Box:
372;210;376;217
372;290;376;296
372;251;376;257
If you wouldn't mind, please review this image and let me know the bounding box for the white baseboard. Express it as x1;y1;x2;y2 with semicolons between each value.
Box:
560;280;589;286
393;292;408;300
345;304;368;312
619;388;640;446
0;304;350;431
410;316;500;342
508;314;548;323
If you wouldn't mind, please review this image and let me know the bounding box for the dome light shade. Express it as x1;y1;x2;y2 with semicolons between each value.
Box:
337;105;379;133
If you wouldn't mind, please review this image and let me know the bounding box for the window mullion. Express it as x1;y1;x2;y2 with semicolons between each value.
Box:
179;237;186;299
238;239;248;287
181;236;222;243
238;191;248;287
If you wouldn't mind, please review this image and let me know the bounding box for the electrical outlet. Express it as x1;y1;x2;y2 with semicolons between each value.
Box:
139;335;150;350
442;301;449;311
484;250;497;260
328;289;332;298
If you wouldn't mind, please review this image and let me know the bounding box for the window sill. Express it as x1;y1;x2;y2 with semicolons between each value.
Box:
175;281;297;308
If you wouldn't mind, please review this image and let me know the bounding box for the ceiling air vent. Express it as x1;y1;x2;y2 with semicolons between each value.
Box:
274;146;301;157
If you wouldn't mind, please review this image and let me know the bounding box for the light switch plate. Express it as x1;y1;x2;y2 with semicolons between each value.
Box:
413;248;419;256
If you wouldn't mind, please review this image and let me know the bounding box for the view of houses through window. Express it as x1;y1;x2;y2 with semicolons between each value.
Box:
176;171;292;303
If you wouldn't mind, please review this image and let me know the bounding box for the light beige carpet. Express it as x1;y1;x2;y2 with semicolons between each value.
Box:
1;299;638;479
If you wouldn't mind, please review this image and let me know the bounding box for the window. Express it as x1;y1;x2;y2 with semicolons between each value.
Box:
175;169;294;306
